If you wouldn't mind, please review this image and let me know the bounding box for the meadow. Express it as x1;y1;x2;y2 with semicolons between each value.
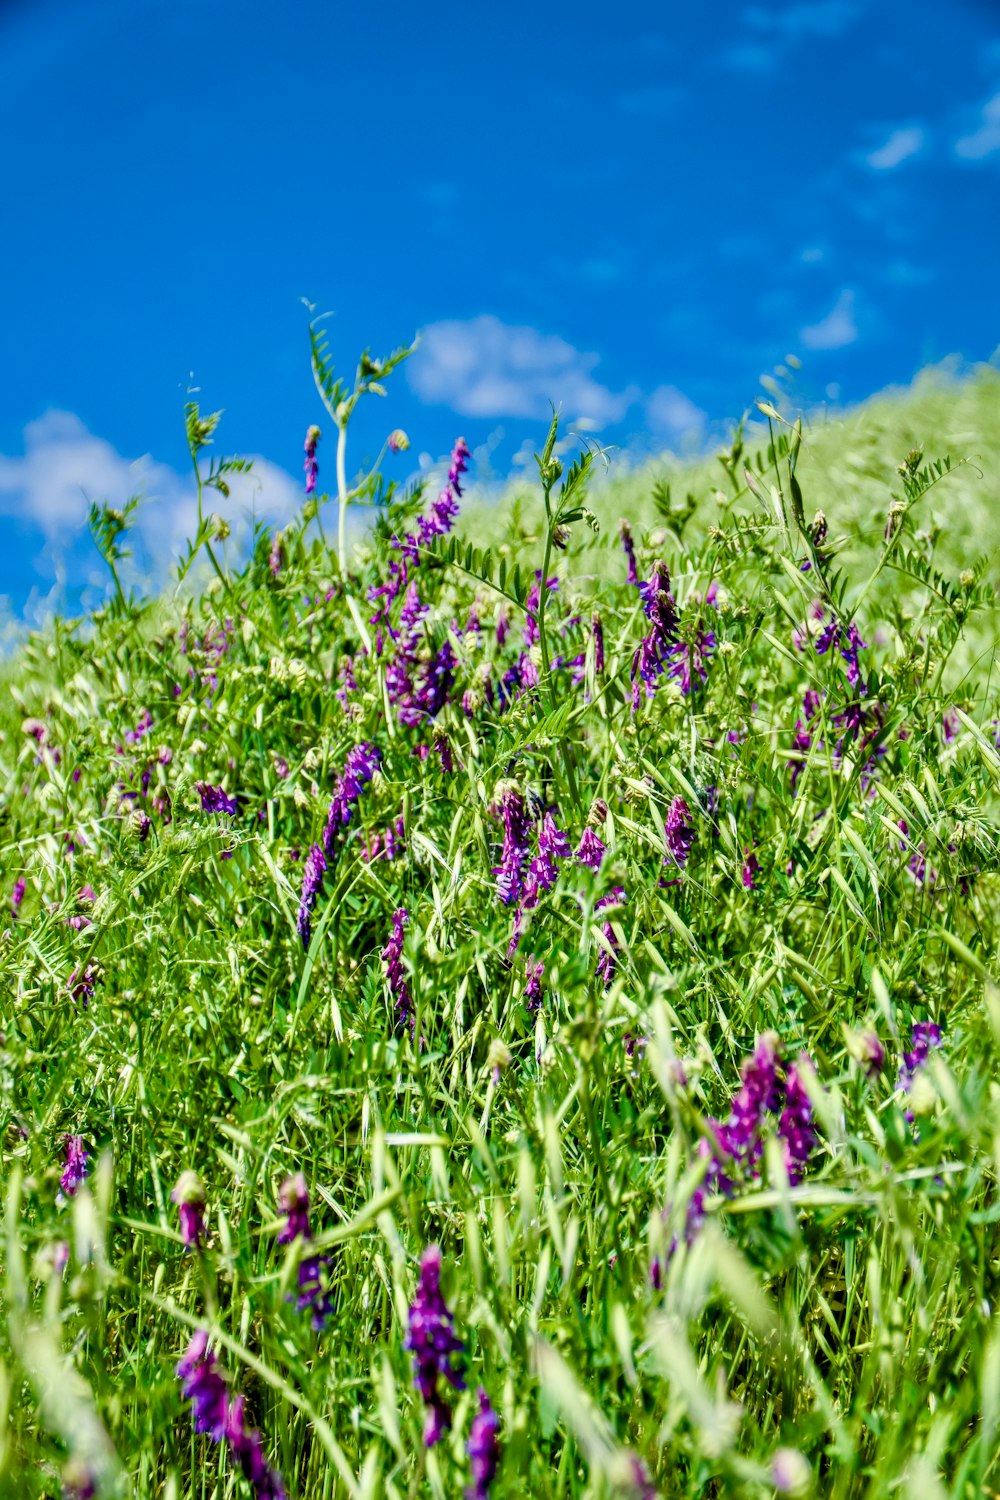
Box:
2;328;1000;1499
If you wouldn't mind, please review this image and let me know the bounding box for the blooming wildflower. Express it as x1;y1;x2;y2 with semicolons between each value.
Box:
292;1250;335;1331
296;842;327;950
741;848;761;890
778;1062;815;1184
631;562;678;704
226;1394;287;1500
723;1032;783;1170
496;607;509;647
278;1172;311;1243
771;1448;811;1496
417;436;469;548
575;826;606;871
11;877;25;913
405;1244;466;1447
592;611;605;675
942;708;960;744
196;782;239;816
61;1135;90;1197
177;1330;230;1441
465;1388;501;1500
68;965;99;1008
383;908;412;1032
847;1029;885;1078
619;519;639;586
524;958;544;1012
665;623;716;696
523;572;559;650
492;784;531;907
595;886;626;988
663;796;694;869
303;425;321;495
268;532;284;577
171;1170;207;1249
178;1332;286;1499
523;812;571;908
323;742;380;852
388;428;410;453
899;1020;942;1092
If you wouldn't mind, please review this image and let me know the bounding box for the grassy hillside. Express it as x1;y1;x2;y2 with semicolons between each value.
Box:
2;346;1000;1500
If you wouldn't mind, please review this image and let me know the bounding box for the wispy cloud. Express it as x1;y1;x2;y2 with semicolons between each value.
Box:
866;126;925;170
645;386;707;445
0;410;302;585
408;315;642;428
799;289;858;351
955;91;1000;160
744;1;860;39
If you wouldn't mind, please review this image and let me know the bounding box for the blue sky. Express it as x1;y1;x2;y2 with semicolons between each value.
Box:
1;0;998;622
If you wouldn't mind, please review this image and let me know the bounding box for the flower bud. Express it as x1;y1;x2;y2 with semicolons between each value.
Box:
388;428;410;453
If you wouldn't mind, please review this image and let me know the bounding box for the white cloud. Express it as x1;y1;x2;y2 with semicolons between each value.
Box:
409;314;641;428
955;92;1000;160
0;409;303;589
645;385;707;444
867;126;924;171
800;290;858;351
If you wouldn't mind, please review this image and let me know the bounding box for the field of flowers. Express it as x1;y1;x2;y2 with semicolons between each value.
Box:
3;329;1000;1499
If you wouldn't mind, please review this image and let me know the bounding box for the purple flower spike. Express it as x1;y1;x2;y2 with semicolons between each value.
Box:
899;1020;942;1092
524;958;544;1012
575;826;606;871
171;1170;207;1249
778;1062;816;1184
297;842;327;950
177;1330;230;1443
665;624;715;697
304;425;321;496
663;796;694;869
278;1173;311;1244
406;1244;466;1447
724;1032;783;1169
595;886;626;988
61;1135;90;1197
592;612;605;676
197;782;239;816
383;908;412;1032
492;784;531;907
11;877;25;913
226;1395;288;1500
465;1388;501;1500
522;812;571;909
631;561;678;703
619;519;639;587
323;742;380;851
741;848;761;890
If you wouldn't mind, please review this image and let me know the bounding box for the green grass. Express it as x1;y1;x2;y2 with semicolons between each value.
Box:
2;344;1000;1500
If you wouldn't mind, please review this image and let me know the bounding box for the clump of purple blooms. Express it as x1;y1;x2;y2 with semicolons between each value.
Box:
172;1170;207;1249
899;1020;942;1094
177;1330;286;1500
277;1173;334;1330
405;1243;466;1446
323;742;380;851
663;796;694;870
196;782;240;816
619;519;639;586
296;842;327;950
303;424;321;495
11;877;25;914
60;1135;90;1197
465;1388;501;1499
595;887;626;987
631;561;678;707
524;958;545;1012
383;908;413;1033
492;783;531;907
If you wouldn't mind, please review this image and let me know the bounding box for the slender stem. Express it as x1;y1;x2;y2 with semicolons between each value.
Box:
536;491;555;705
336;420;349;574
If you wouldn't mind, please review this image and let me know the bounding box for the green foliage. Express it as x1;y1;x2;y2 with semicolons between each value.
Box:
1;341;1000;1500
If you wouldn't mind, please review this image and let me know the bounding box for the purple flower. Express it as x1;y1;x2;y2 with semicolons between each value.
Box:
68;965;99;1008
524;958;544;1012
171;1170;207;1249
383;908;412;1032
595;886;626;987
61;1135;90;1197
297;842;327;950
778;1062;815;1184
61;1457;98;1500
619;519;639;586
492;784;531;907
663;796;694;870
899;1020;942;1092
323;742;380;852
304;424;321;495
592;612;605;676
177;1333;286;1499
11;877;25;913
465;1388;501;1500
292;1250;335;1331
741;848;761;890
226;1395;287;1500
278;1173;311;1244
852;1030;885;1078
416;436;470;546
268;532;283;577
523;572;559;650
197;782;239;816
723;1032;783;1169
665;624;715;697
523;812;571;908
942;708;960;744
631;562;678;704
177;1331;230;1443
388;428;410;453
575;826;606;871
405;1244;466;1447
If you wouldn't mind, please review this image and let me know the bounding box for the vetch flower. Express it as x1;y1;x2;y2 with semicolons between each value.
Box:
388;428;410;453
575;826;606;872
177;1332;286;1500
619;519;639;586
405;1243;466;1446
778;1062;816;1184
171;1170;207;1249
226;1395;288;1500
665;622;715;697
60;1135;90;1197
11;877;25;913
465;1388;500;1499
382;908;412;1032
196;782;239;816
303;425;321;495
323;742;380;853
278;1173;311;1244
491;783;531;907
899;1020;942;1093
296;842;327;950
631;561;678;705
595;886;626;987
663;796;694;869
524;957;544;1012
